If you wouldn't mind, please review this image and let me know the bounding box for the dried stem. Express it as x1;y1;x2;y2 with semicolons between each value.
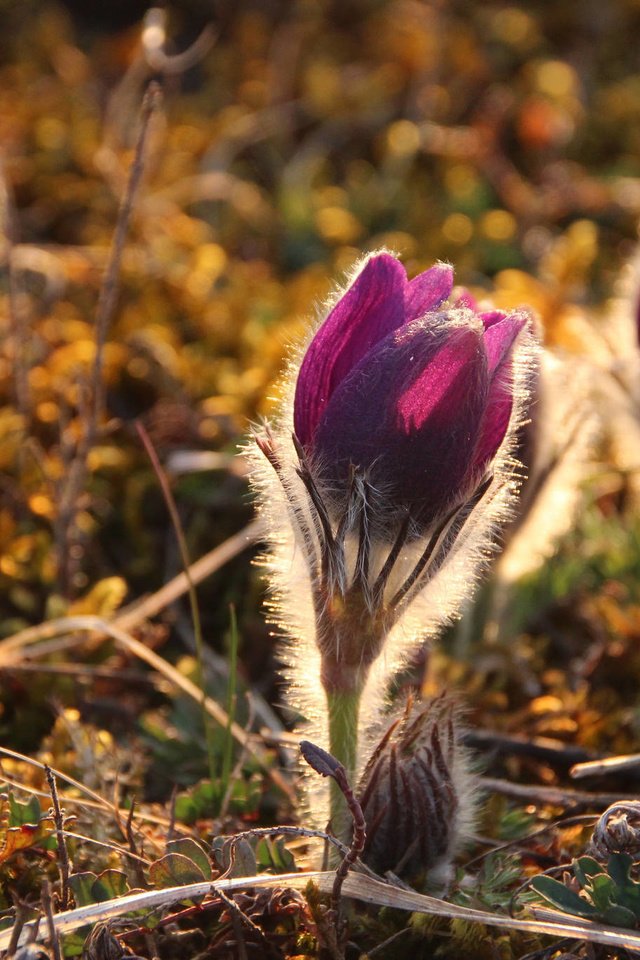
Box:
91;83;160;434
54;82;161;593
300;741;366;923
45;766;71;911
136;419;217;787
41;880;62;960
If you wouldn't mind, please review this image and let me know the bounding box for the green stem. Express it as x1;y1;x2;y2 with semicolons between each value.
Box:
326;688;361;841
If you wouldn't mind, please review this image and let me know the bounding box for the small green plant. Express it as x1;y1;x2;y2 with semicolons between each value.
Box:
531;853;640;928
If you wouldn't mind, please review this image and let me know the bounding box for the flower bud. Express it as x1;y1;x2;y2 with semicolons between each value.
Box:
294;252;529;537
357;696;474;886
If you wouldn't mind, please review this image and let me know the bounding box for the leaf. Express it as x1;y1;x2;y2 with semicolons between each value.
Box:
69;872;99;908
174;780;222;825
212;836;257;877
8;793;42;826
607;853;634;887
149;852;208;888
0;818;56;865
165;838;212;880
67;577;128;616
574;856;606;887
255;837;296;873
587;873;616;914
602;903;638;929
91;870;130;902
530;876;599;919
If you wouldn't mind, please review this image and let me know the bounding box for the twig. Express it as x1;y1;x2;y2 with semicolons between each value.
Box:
570;752;640;780
91;84;160;433
45;767;71;911
299;741;366;917
367;925;412;957
216;886;269;958
6;895;29;958
0;162;29;417
41;880;62;960
466;730;595;767
125;799;148;890
54;82;161;592
480;776;640;811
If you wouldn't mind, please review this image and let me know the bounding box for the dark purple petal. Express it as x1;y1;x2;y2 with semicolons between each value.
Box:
471;314;528;472
294;254;407;448
313;319;489;530
404;263;453;323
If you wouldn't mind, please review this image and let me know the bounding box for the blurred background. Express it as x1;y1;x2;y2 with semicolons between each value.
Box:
2;0;640;784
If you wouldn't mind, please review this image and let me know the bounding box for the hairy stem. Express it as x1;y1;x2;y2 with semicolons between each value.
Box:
326;688;361;840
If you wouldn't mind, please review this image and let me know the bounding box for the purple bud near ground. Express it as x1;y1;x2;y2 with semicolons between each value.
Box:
294;252;529;536
357;696;473;883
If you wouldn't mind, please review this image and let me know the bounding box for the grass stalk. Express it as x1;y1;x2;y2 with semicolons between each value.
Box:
220;604;239;801
136;421;217;786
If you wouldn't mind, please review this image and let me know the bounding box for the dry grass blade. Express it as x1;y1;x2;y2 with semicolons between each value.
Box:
5;870;640;953
0;615;294;800
570;752;640;779
113;519;263;631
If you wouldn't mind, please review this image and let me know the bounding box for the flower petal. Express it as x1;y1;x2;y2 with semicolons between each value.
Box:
294;253;407;447
472;313;529;471
313;317;489;530
404;262;454;322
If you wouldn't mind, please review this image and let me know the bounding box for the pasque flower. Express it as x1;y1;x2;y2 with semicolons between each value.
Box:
251;250;534;834
294;253;527;536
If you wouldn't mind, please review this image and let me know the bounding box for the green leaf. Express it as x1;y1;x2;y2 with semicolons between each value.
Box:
587;873;615;913
574;856;606;887
91;870;130;902
607;853;634;887
69;872;98;908
165;838;212;880
530;876;599;918
602;903;638;929
212;836;257;877
8;793;42;827
148;852;208;888
174;780;222;825
255;837;295;873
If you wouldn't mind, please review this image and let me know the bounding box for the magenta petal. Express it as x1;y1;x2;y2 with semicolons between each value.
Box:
472;314;528;471
454;290;479;311
404;262;453;322
294;254;407;447
479;309;508;330
313;320;489;529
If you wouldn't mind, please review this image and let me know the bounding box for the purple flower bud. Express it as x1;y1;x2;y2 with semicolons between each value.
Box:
357;696;474;884
294;253;529;535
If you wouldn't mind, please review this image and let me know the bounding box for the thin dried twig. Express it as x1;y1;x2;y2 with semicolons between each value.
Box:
480;775;639;810
570;752;640;780
0;162;29;417
54;82;161;592
44;767;71;911
299;741;366;917
41;881;62;960
216;886;269;958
